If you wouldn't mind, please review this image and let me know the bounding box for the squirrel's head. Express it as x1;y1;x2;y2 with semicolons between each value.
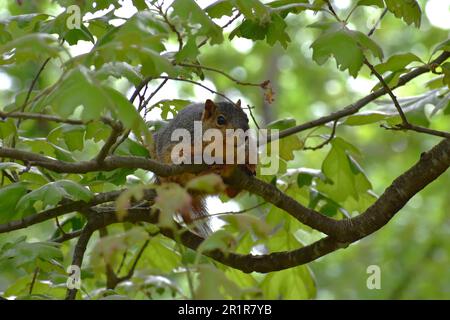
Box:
200;99;256;176
201;99;249;132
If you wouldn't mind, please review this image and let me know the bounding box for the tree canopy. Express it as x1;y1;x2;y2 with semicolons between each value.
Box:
0;0;449;300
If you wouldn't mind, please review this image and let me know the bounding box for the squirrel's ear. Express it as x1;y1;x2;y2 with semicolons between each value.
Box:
235;99;242;109
202;99;217;121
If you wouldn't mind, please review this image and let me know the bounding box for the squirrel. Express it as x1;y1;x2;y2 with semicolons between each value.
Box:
150;99;256;235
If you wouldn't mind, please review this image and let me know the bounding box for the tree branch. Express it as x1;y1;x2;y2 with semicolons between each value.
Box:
1;135;449;242
33;138;448;274
364;58;450;138
0;189;155;234
65;222;95;300
273;51;450;142
176;62;268;88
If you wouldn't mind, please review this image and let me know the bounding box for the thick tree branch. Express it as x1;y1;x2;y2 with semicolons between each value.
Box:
65;222;95;300
19;138;445;274
224;138;450;242
0;147;208;176
1;137;449;242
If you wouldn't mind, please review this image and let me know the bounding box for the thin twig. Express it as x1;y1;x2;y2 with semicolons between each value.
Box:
368;8;388;37
270;51;449;142
118;240;149;281
365;58;450;139
29;267;40;295
55;216;67;236
177;62;267;88
157;76;234;104
96;121;123;162
247;104;260;129
116;250;128;275
129;77;153;104
111;79;168;154
325;0;341;22
156;3;183;51
52;229;83;243
198;12;242;48
380;123;450;138
110;77;155;154
19;58;51;113
191;201;267;221
142;78;169;115
304;120;338;151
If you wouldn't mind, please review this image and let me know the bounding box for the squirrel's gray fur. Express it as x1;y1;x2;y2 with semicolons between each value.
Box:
154;101;249;160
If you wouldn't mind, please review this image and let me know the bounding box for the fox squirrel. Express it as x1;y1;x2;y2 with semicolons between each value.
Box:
151;99;256;235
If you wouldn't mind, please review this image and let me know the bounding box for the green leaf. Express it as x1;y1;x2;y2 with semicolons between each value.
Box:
40;12;95;45
15;180;93;216
235;0;271;21
374;53;422;74
385;0;421;28
267;118;304;161
308;188;347;217
172;0;224;45
353;31;384;60
268;0;316;16
266;13;291;49
0;183;28;223
357;0;384;8
222;214;272;238
195;264;241;299
310;25;382;77
85;121;112;142
432;39;450;56
261;266;316;299
230;13;291;48
230;19;267;42
425;76;445;90
0;13;49;38
344;111;389;126
371;68;407;91
154;183;191;228
206;0;234;18
114;138;150;157
175;37;200;62
0;33;61;65
40;67;105;121
132;0;148;10
140;235;181;273
153;99;192;120
197;230;236;255
0;239;63;270
186;174;226;194
95;62;144;86
102;86;148;136
441;62;450;89
0;119;16;140
317;138;371;202
17;139;76;162
48;125;86;152
297;173;314;188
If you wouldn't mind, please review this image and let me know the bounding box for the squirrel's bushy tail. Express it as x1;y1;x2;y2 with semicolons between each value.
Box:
152;177;212;237
188;195;212;237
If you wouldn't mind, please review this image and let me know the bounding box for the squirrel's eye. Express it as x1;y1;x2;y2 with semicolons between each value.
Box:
217;115;226;126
